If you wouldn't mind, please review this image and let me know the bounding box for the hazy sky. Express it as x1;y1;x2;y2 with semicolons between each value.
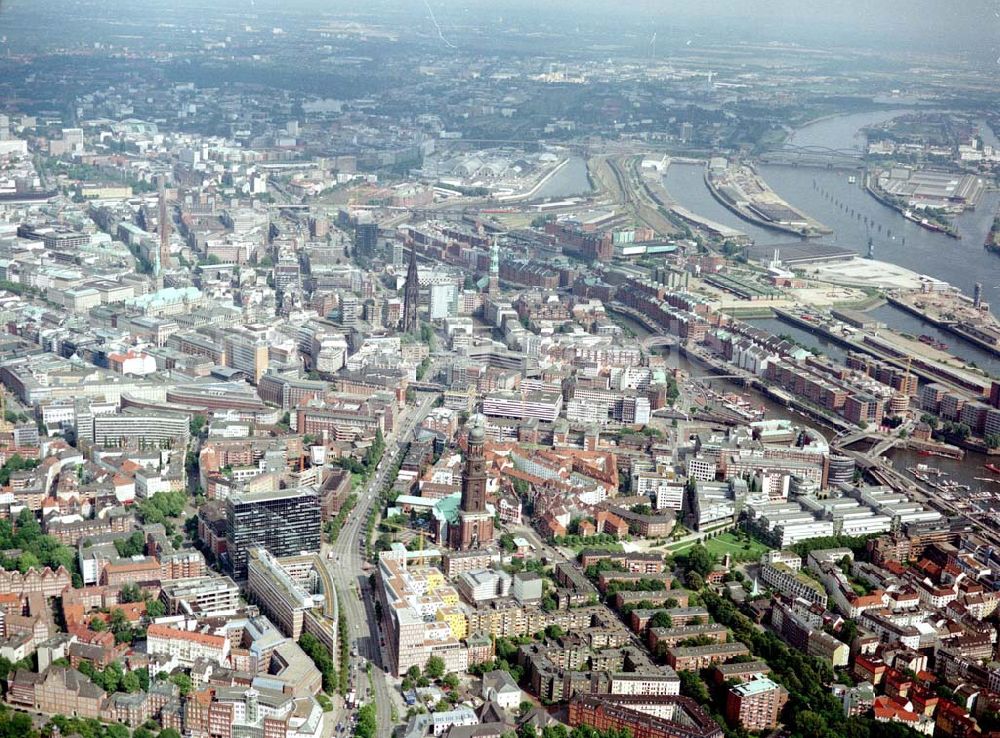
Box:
1;0;997;61
441;0;1000;53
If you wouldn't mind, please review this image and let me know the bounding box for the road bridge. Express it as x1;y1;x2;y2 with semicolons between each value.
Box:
641;335;679;351
757;145;864;168
832;428;883;448
408;381;446;392
832;430;899;458
870;436;900;457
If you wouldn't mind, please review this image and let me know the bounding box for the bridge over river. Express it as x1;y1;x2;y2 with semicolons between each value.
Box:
758;144;865;168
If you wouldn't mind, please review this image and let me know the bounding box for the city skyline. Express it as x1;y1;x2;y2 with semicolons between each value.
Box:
0;4;997;738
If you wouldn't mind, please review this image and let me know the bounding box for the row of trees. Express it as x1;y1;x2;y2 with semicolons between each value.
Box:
363;428;385;471
789;533;876;560
298;633;336;694
76;661;149;694
0;508;77;578
552;533;621;548
337;598;350;695
618;596;685;618
42;714;132;738
603;578;666;596
702;591;922;738
512;724;636;738
324;494;357;543
354;704;376;738
334;428;385;480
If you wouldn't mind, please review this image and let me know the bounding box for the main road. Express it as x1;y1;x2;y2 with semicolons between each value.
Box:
324;392;438;737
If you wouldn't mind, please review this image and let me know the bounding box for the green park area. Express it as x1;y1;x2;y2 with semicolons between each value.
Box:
669;531;771;562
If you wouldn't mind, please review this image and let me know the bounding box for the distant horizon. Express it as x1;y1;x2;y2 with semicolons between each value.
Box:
1;0;997;63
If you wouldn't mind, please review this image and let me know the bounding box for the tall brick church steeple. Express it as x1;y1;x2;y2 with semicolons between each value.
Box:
451;417;494;550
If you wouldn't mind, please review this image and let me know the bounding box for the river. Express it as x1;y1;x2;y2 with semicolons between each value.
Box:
782;109;918;152
755;167;1000;307
663;109;1000;355
758;112;1000;488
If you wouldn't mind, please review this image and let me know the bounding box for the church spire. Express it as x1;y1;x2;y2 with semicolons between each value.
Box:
487;236;499;294
451;415;494;551
402;245;419;333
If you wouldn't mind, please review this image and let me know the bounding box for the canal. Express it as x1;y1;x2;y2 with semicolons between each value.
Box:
746;317;849;364
614;312;832;437
533;156;592;199
620;310;996;493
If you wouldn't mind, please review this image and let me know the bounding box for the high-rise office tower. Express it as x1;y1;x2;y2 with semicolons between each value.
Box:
354;219;378;259
225;487;322;578
224;332;269;384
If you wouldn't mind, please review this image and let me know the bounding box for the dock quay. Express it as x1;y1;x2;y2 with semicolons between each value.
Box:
704;161;831;238
886;295;1000;359
667;203;749;242
772;308;990;397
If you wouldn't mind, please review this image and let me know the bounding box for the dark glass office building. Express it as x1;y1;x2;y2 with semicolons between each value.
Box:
225;487;322;578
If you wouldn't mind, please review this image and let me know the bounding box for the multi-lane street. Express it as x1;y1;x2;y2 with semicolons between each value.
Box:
324;392;438;737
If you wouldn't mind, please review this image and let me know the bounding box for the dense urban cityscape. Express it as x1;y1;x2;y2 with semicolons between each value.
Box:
0;2;998;738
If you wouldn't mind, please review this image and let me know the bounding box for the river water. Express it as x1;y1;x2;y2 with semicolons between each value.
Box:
866;303;1000;376
658;108;1000;489
664;110;1000;310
